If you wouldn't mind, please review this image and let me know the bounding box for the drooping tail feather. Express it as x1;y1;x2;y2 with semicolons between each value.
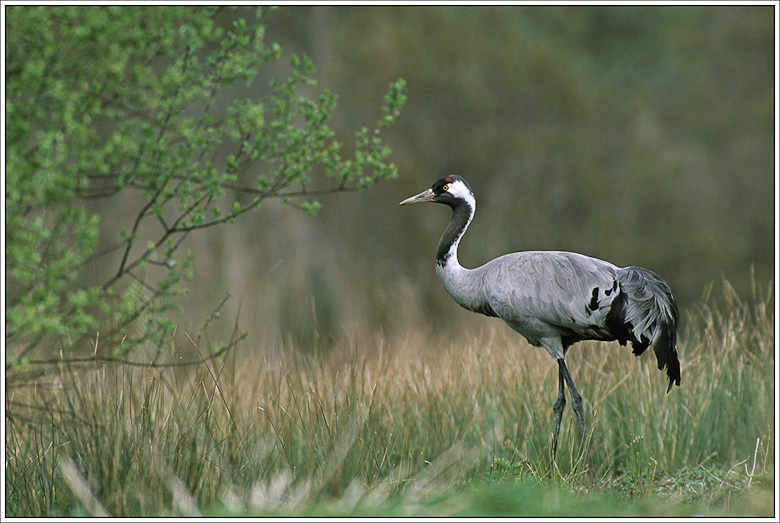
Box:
607;266;680;392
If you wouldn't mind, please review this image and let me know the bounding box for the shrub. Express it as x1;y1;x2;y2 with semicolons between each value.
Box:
5;6;406;368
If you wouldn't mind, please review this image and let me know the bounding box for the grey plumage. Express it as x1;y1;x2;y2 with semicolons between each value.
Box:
401;175;680;484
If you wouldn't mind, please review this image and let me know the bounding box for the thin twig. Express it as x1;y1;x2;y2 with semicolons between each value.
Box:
746;437;759;488
26;343;236;369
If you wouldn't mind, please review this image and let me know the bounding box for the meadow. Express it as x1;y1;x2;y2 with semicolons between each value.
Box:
4;280;775;517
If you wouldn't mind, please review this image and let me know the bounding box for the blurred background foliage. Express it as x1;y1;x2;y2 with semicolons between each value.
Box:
213;5;775;351
6;5;775;358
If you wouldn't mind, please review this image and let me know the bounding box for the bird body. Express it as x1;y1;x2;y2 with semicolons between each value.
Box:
401;175;680;484
445;250;619;349
438;249;679;383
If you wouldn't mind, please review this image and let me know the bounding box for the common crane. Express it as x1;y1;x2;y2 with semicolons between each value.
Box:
400;175;680;482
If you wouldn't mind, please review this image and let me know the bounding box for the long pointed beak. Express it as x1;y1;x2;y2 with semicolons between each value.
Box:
399;188;436;205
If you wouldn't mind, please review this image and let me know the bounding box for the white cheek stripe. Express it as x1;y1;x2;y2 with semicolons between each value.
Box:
447;180;475;207
440;181;475;268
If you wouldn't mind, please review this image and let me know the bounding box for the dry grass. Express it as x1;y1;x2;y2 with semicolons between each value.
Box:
5;280;775;516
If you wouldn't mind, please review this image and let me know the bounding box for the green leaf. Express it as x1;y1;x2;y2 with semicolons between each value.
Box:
299;200;322;217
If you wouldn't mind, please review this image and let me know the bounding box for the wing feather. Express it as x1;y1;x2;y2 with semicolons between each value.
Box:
477;251;619;345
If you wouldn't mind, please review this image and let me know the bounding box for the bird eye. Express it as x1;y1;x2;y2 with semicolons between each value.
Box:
442;185;449;191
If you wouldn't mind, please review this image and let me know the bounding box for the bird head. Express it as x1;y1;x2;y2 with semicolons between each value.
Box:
399;175;474;207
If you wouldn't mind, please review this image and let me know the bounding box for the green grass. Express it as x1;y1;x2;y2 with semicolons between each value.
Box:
5;281;775;517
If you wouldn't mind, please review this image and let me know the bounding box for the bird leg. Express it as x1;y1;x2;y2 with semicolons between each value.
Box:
557;358;599;488
551;363;566;457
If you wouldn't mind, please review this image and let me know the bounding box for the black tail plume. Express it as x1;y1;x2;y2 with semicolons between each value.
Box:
607;266;680;392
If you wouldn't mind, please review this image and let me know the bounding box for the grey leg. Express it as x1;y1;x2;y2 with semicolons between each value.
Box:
558;358;599;488
551;363;566;457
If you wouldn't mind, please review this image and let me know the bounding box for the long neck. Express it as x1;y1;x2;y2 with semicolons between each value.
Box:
436;199;474;269
435;198;495;316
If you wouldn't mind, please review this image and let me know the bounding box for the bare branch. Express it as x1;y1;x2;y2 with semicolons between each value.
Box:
25;344;236;369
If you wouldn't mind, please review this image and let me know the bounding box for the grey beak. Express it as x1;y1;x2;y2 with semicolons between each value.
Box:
399;188;436;205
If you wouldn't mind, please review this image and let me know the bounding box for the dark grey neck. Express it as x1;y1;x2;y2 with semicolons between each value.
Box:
435;201;473;267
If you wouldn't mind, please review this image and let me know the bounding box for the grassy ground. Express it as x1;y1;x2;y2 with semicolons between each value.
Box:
4;281;775;517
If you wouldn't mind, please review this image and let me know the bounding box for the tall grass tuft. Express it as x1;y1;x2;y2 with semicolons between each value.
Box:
5;280;774;516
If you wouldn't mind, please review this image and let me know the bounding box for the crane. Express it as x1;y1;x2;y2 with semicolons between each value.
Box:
400;175;680;483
